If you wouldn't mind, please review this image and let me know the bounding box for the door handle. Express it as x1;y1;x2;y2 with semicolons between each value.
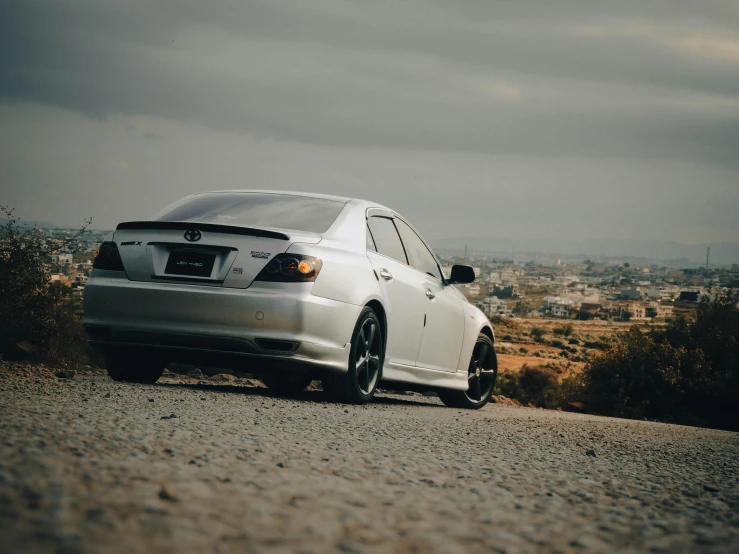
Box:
425;289;436;300
379;268;393;281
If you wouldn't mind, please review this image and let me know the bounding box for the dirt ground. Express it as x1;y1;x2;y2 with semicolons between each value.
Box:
1;362;738;553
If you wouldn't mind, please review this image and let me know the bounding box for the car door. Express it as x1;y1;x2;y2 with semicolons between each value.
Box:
366;214;427;368
394;218;466;372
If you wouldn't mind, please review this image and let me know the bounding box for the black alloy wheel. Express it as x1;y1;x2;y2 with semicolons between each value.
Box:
438;333;497;409
322;307;383;404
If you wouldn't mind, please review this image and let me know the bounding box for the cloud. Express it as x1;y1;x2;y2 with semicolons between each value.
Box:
1;0;738;167
574;24;739;63
0;0;738;243
491;85;522;102
109;159;129;171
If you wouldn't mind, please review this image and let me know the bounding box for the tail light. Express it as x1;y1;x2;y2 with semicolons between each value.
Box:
93;241;124;271
254;254;322;283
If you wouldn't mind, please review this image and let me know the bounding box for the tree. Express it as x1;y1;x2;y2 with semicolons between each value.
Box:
0;207;91;367
513;300;532;316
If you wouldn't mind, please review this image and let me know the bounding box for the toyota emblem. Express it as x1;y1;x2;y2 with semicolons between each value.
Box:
184;229;202;242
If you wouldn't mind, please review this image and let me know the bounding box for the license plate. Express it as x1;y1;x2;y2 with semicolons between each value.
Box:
165;250;216;277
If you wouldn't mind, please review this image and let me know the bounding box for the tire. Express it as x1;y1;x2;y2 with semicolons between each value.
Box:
261;372;314;395
438;334;497;409
104;349;165;384
322;307;384;404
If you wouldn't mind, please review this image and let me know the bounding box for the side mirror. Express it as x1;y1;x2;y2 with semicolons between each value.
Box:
447;264;475;285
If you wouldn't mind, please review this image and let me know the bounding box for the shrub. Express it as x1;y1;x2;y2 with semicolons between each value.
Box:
496;365;560;407
568;338;580;345
580;293;739;431
549;339;564;348
530;326;546;340
553;323;574;337
584;340;605;350
0;207;91;368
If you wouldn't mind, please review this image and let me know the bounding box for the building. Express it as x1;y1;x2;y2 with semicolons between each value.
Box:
616;301;646;320
477;297;512;318
50;253;74;265
619;288;644;300
578;303;603;320
645;302;674;319
678;291;700;302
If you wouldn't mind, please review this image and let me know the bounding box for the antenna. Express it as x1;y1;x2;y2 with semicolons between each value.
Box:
512;243;515;264
706;246;710;269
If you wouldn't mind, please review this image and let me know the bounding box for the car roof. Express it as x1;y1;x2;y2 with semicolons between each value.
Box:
203;190;391;211
204;189;349;203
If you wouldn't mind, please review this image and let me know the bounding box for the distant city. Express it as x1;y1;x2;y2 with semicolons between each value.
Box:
435;245;738;322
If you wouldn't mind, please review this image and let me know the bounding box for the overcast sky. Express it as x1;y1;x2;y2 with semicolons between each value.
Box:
1;0;738;243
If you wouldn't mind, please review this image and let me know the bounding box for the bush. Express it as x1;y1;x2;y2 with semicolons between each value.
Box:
584;340;605;350
496;365;560;407
530;326;546;340
0;208;91;368
580;293;739;431
568;338;580;345
553;323;574;337
549;339;564;348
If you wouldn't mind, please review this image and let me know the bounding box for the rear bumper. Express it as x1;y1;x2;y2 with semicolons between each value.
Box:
83;271;359;372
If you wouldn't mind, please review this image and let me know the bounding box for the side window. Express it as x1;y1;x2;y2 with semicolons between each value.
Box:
394;219;442;280
367;216;407;264
366;224;377;252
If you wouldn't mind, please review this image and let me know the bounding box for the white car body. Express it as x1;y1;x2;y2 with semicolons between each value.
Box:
84;191;495;398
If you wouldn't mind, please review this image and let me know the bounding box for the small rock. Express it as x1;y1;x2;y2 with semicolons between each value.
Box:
566;401;585;412
54;370;76;379
158;485;179;502
187;368;204;378
703;484;720;493
585;449;597;457
344;409;349;413
527;402;536;408
148;398;154;403
276;462;285;468
104;392;111;399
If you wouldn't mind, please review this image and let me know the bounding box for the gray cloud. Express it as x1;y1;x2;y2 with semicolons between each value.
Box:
2;0;738;164
1;0;738;245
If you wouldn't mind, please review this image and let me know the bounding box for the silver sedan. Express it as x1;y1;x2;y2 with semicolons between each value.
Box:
84;191;498;408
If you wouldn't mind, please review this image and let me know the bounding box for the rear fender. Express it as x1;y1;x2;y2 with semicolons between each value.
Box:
289;241;380;307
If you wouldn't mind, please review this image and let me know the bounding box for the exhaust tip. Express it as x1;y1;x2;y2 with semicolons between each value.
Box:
254;338;300;352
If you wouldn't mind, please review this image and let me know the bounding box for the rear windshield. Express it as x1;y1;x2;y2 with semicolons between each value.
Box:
152;193;346;234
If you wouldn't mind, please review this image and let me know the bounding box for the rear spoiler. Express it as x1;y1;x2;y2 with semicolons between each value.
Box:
116;221;290;241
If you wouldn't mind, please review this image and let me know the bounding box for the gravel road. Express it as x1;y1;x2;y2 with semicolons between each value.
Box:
1;363;738;554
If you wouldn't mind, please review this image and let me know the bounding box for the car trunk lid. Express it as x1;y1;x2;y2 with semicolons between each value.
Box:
113;221;320;288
